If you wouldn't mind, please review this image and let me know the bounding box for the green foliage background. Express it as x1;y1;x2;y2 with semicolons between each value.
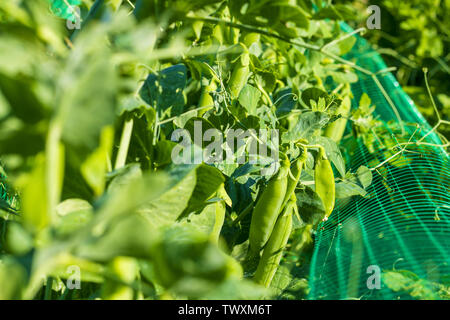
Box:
0;0;448;300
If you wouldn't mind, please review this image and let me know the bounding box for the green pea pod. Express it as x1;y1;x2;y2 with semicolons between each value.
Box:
228;45;250;99
248;158;290;255
253;195;294;287
281;146;307;210
324;96;351;144
198;78;217;117
314;149;335;219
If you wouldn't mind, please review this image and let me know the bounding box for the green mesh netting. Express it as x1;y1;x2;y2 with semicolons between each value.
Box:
308;23;450;300
49;0;81;21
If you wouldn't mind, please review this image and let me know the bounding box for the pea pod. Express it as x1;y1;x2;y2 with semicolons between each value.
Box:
281;146;307;210
324;96;351;144
228;44;250;99
253;195;294;287
248;158;290;255
314;148;335;219
198;78;217;117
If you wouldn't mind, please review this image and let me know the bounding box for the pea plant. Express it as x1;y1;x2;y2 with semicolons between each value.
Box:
0;0;377;300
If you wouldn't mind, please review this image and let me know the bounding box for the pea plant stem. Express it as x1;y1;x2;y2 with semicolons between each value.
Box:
114;118;134;170
296;142;325;154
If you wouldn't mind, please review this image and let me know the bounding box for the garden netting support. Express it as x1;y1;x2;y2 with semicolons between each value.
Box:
308;23;450;300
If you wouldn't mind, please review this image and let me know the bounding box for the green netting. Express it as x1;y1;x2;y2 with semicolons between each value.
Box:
49;0;81;21
308;23;450;300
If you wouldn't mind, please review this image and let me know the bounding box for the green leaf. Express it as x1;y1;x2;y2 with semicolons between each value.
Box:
275;88;297;116
313;4;357;21
282;111;329;142
335;180;367;199
60;47;118;162
153;140;177;168
278;4;310;29
5;222;33;255
326;35;357;56
0;36;38;77
359;93;371;109
183;117;216;148
270;265;293;297
54;198;93;237
238;84;261;116
139;64;187;119
75;213;157;261
181;164;225;216
337;35;356;56
329;70;358;83
173;109;198;128
56;198;92;216
97;170;171;222
180;201;217;236
118;95;149;115
356;165;372;189
301;88;328;108
255;72;276;94
137;164;198;229
106;163;142;195
296;186;326;225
